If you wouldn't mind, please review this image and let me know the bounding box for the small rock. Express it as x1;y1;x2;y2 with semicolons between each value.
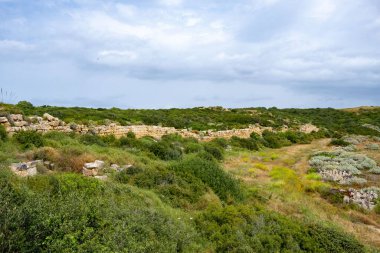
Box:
43;113;56;122
94;175;108;181
82;168;98;177
0;117;8;123
84;160;105;170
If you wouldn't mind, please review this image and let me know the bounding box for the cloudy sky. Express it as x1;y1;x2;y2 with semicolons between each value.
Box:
0;0;380;108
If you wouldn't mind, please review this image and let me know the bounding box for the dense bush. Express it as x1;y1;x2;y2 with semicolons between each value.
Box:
330;138;350;147
262;130;292;149
79;134;106;146
230;136;260;150
0;172;203;252
149;142;182;160
0;125;7;141
196;205;365;253
203;143;224;160
13;130;44;149
171;156;242;202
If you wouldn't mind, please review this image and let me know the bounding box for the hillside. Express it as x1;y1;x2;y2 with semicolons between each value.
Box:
0;103;380;252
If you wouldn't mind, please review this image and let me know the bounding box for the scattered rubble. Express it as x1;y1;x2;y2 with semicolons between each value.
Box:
10;160;42;177
343;188;380;210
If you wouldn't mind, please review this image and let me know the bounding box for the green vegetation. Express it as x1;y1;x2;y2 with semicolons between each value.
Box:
1;102;379;136
0;103;380;251
14;130;44;149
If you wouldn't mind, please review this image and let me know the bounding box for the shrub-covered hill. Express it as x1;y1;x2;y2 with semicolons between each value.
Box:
0;125;378;252
1;102;380;135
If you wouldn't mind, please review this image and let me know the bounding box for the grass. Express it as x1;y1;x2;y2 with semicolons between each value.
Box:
224;138;380;250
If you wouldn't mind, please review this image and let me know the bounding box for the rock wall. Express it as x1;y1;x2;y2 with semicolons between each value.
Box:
0;113;318;141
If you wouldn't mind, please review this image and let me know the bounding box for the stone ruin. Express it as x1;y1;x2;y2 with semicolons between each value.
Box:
0;113;319;141
82;160;133;180
10;160;55;177
343;188;379;210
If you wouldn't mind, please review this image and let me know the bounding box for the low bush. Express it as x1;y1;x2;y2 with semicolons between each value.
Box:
203;143;224;160
330;138;350;147
230;136;260;150
196;204;365;253
184;142;204;154
13;130;44;149
79;134;105;146
171;156;242;202
149;142;182;161
0;173;203;252
262;130;292;149
0;125;7;141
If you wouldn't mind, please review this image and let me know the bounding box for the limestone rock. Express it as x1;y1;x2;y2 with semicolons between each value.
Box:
94;175;108;181
43;113;56;122
0;117;8;123
84;160;105;170
10;160;42;177
82;168;98;177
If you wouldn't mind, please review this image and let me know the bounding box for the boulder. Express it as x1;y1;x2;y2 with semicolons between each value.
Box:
13;121;29;127
94;175;108;181
43;113;56;122
0;117;8;124
11;114;24;121
82;168;98;177
84;160;105;170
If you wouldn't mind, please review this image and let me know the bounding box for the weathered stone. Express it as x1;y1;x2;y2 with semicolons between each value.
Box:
43;113;56;122
82;168;98;177
11;114;23;121
0;117;8;123
94;175;108;180
84;160;105;170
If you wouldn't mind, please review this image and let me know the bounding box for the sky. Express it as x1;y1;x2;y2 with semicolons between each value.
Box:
0;0;380;109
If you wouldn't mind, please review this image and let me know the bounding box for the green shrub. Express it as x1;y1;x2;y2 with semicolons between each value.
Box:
13;130;44;149
284;131;312;144
79;134;105;146
196;205;365;253
330;138;350;147
0;173;203;252
16;100;34;114
262;130;292;149
171;156;242;201
149;142;182;161
203;143;224;160
184;142;204;154
0;125;7;141
230;136;260;150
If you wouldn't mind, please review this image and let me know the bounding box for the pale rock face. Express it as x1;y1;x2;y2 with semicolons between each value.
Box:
299;124;319;134
84;160;105;170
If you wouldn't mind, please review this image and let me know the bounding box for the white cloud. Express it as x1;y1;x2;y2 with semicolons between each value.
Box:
309;0;336;22
159;0;183;7
0;40;34;52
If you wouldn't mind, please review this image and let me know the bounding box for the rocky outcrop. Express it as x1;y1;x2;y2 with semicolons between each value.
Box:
10;160;42;177
0;113;318;141
299;123;319;134
344;188;379;210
